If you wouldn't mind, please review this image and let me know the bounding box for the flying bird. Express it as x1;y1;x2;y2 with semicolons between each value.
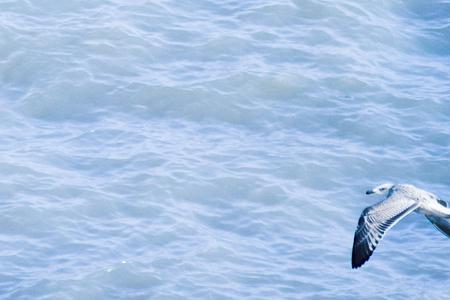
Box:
352;183;450;269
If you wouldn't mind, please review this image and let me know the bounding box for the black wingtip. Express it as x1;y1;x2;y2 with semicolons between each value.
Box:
351;256;366;269
351;250;367;269
351;238;374;269
351;228;374;269
351;258;367;269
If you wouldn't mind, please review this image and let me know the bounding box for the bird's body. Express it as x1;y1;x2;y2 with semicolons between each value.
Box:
396;184;450;217
352;183;450;269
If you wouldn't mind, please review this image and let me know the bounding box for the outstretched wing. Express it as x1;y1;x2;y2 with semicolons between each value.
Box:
352;195;419;268
426;199;450;238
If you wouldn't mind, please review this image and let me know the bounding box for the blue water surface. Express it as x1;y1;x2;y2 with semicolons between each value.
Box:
1;0;450;299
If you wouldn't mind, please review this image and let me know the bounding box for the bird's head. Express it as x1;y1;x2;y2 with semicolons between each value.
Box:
366;183;394;195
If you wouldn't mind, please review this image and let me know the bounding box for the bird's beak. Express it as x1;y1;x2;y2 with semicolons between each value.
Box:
366;190;374;195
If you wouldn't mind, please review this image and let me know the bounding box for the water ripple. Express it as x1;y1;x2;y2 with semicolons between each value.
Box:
1;0;450;299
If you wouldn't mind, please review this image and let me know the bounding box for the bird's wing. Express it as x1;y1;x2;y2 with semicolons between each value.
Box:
352;194;419;268
426;199;450;238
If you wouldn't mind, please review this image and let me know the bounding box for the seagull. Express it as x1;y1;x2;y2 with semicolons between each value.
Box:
352;183;450;269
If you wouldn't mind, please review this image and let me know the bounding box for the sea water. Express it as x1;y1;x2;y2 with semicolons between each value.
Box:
0;0;450;299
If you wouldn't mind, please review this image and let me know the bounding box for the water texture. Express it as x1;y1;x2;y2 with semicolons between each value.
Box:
1;0;450;299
